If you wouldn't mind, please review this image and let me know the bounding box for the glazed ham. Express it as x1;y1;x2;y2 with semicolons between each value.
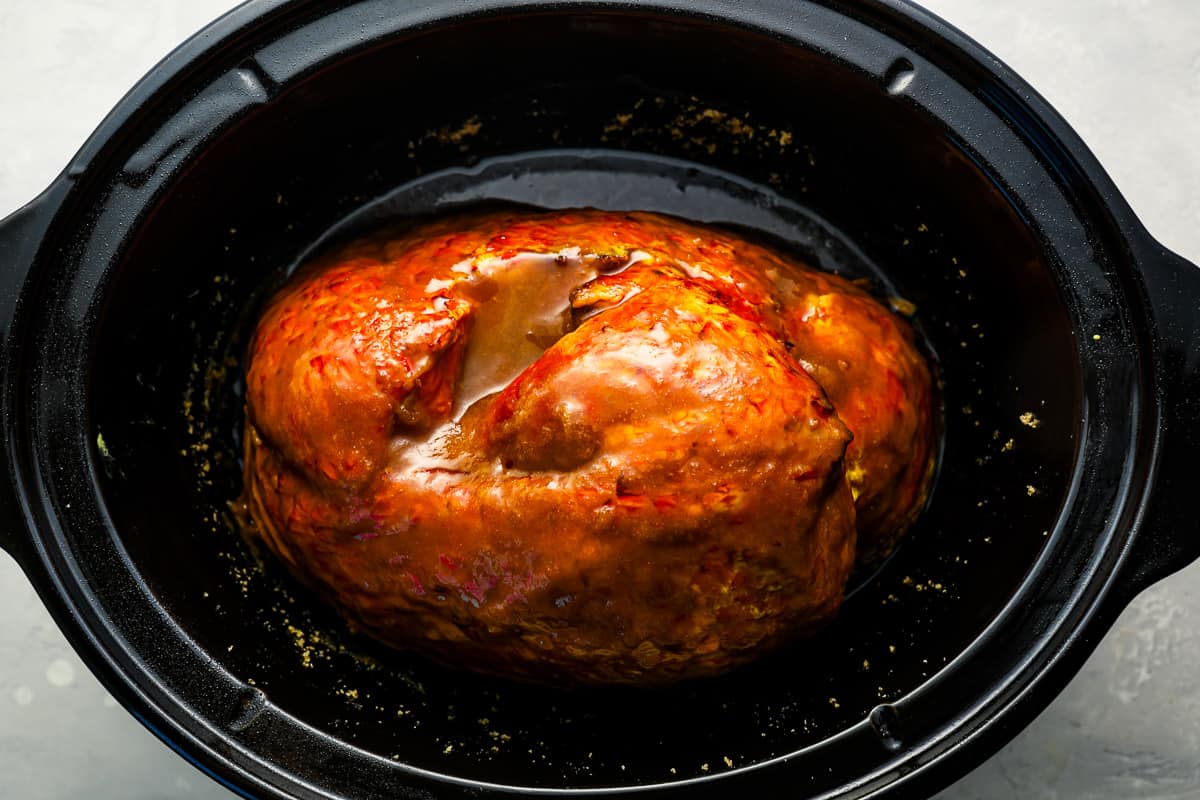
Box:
242;210;933;683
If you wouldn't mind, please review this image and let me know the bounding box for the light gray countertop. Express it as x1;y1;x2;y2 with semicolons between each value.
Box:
2;1;1199;798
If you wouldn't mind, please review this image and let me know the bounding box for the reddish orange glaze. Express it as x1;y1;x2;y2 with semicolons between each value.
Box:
242;209;933;684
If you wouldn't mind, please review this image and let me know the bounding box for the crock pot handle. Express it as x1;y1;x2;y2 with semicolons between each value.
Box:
1126;244;1200;593
0;196;55;567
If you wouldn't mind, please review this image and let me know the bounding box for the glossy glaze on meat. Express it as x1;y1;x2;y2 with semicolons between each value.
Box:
241;210;933;684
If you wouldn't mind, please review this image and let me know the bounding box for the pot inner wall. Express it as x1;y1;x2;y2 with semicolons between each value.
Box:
86;12;1078;789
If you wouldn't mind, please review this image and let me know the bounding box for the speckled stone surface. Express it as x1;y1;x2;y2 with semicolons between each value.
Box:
1;1;1198;798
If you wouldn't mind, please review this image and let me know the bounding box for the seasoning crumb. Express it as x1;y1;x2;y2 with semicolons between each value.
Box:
700;763;710;772
1026;485;1038;497
862;659;870;669
96;432;111;458
888;645;896;654
443;745;453;755
1019;412;1041;429
670;767;677;775
1092;334;1101;342
723;756;734;768
828;697;840;709
1001;439;1015;452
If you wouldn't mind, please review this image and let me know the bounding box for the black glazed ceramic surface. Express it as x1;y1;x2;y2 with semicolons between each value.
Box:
0;2;1198;799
